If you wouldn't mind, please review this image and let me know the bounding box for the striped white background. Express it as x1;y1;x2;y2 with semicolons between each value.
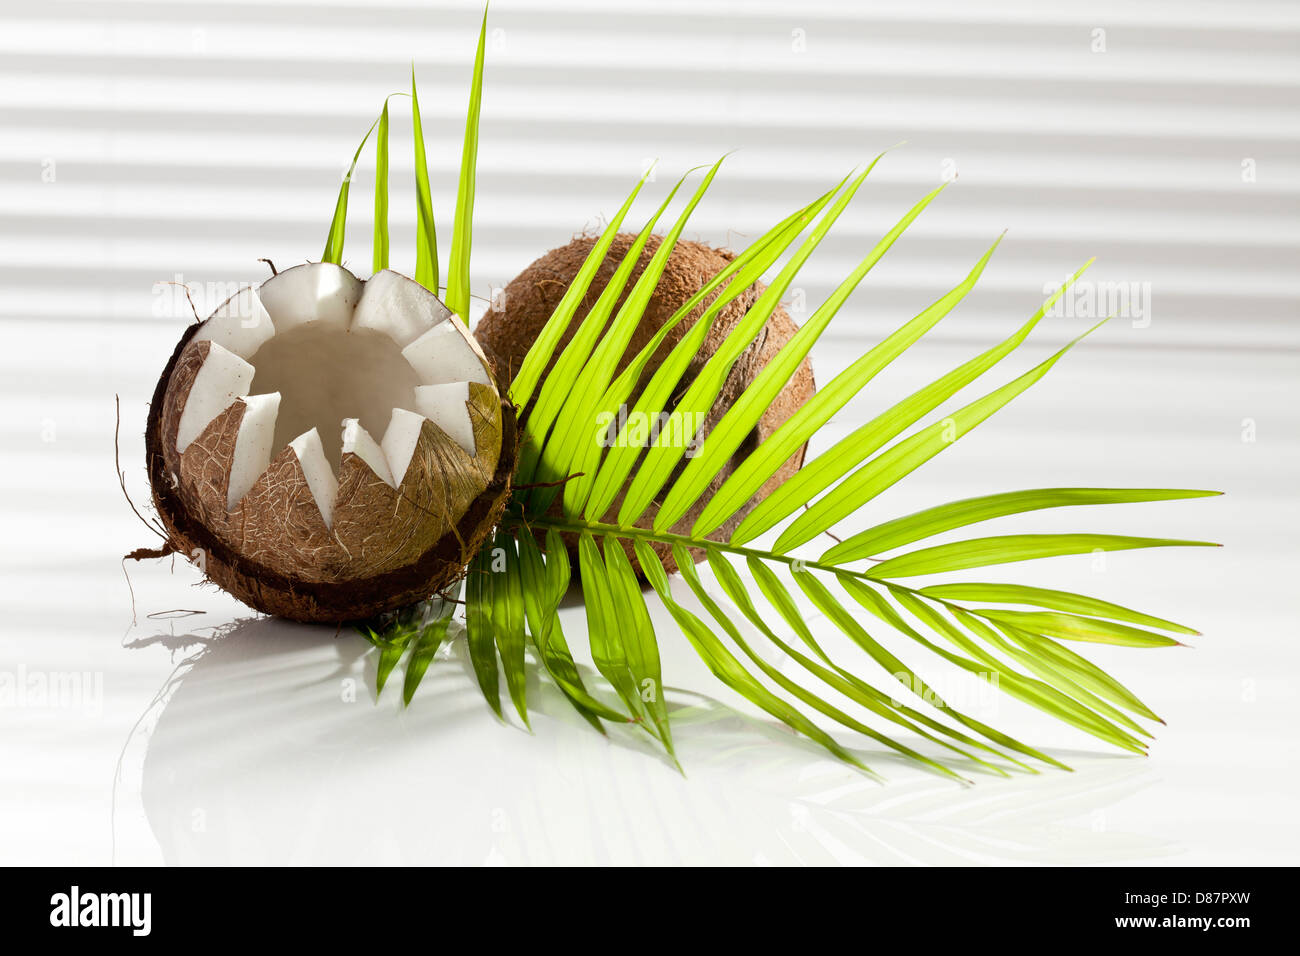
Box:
2;0;1297;350
3;0;1298;865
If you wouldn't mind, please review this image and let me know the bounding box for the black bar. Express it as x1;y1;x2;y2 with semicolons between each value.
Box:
2;866;1287;942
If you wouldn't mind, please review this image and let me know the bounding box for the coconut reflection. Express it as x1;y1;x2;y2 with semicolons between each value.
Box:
115;614;1175;866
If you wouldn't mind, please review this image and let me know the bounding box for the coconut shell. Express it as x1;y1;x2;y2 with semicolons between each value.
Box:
158;328;502;584
331;383;503;578
146;320;515;624
476;233;815;576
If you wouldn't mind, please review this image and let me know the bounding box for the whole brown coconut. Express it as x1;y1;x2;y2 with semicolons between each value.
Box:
143;264;516;623
476;233;815;575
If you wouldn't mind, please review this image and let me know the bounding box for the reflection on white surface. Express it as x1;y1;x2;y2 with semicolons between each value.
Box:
0;324;1290;866
114;616;1175;866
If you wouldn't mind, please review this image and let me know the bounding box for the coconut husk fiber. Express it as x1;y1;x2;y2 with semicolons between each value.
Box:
144;321;517;623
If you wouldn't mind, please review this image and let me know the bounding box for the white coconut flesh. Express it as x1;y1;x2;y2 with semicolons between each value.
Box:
176;263;496;529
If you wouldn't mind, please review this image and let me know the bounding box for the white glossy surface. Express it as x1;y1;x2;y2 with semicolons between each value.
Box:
1;317;1296;866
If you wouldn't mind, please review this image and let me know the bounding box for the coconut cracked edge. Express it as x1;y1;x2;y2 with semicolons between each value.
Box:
142;321;519;624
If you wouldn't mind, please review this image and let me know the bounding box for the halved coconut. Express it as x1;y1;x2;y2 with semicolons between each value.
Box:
146;264;515;623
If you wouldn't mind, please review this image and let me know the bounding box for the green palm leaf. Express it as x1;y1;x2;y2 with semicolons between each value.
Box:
516;530;624;728
321;112;381;265
837;576;1068;768
576;532;658;736
604;536;675;757
445;8;487;322
656;182;949;533
980;615;1160;721
730;262;1092;546
712;551;1025;777
410;66;438;295
825;487;1220;564
636;540;869;772
339;25;1218;779
739;556;1029;771
522;167;699;505
358;590;458;703
797;567;1078;765
887;587;1147;753
868;533;1218;578
511;170;653;452
373;97;390;272
464;543;501;718
375;638;404;696
539;158;727;514
403;616;452;707
620;157;888;527
919;581;1198;635
680;549;967;781
982;610;1184;648
693;234;1002;539
963;618;1153;737
491;530;530;725
580;184;843;522
564;197;821;522
774;317;1111;553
